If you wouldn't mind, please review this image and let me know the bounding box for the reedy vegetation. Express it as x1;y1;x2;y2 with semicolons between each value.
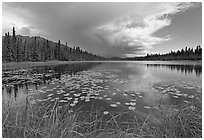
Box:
2;92;202;138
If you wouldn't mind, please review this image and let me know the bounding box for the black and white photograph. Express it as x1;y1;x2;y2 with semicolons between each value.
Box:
2;1;202;138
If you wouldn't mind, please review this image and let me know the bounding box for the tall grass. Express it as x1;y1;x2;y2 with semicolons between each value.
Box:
2;95;202;138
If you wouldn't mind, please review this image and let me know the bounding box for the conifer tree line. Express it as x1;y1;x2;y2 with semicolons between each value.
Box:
2;27;104;63
125;45;202;61
144;45;202;60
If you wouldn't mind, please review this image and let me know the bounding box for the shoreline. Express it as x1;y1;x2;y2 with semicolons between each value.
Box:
2;60;102;70
2;60;202;70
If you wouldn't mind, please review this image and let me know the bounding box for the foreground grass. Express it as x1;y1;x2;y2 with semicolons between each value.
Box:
2;96;202;138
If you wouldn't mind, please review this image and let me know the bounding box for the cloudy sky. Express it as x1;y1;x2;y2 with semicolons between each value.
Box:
2;2;202;57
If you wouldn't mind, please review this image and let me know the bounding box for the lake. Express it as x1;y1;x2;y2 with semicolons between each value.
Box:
2;61;202;124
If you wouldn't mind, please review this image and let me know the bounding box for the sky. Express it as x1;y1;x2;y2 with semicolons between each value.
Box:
2;2;202;57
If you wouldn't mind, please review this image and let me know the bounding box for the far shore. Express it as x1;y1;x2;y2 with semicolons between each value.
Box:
2;60;202;70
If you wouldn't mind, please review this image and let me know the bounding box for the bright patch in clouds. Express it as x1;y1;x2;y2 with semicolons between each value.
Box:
96;2;199;57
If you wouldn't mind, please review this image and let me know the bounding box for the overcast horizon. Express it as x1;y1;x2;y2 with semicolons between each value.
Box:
2;2;202;57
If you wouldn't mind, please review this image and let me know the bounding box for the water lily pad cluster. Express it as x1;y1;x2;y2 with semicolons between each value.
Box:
29;68;154;114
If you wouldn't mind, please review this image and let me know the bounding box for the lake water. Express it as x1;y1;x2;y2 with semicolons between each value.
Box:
2;61;202;122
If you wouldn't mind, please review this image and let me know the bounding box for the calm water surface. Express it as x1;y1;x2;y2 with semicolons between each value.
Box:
2;61;202;121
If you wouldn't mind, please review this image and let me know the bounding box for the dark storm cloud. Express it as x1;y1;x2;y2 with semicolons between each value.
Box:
4;2;145;56
2;2;201;57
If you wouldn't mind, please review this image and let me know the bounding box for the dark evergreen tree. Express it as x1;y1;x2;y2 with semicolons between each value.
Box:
57;40;61;60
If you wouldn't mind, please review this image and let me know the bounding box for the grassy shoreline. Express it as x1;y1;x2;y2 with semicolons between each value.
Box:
2;93;202;138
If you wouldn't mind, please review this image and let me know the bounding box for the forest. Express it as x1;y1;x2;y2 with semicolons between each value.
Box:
124;45;202;61
2;27;104;63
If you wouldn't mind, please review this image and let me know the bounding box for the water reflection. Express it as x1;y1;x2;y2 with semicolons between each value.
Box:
2;61;202;122
146;64;202;76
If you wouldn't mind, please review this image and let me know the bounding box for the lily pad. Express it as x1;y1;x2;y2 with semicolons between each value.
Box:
103;111;109;115
144;106;150;109
110;104;117;107
130;102;136;106
128;106;135;110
